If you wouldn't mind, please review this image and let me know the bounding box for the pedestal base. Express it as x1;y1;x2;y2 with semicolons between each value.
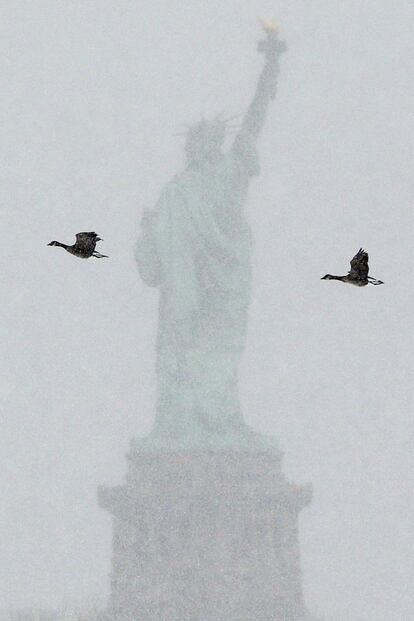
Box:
99;448;312;621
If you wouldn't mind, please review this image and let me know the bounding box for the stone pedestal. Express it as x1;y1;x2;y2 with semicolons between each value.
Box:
99;448;312;621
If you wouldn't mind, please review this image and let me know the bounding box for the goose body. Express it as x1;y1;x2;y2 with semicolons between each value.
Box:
48;232;108;259
321;248;383;287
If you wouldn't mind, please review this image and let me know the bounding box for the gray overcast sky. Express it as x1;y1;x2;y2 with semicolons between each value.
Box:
1;1;413;619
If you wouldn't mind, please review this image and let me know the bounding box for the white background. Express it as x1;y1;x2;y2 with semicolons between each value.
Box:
1;2;413;619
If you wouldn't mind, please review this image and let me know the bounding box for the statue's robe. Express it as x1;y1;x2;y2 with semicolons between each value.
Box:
136;138;260;441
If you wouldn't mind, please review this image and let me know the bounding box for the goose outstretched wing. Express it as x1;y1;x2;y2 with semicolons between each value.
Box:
349;248;369;280
75;232;100;251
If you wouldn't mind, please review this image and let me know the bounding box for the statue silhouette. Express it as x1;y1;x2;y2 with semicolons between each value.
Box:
135;30;287;448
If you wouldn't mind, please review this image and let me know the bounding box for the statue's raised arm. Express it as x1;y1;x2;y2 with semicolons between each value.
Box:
232;22;287;155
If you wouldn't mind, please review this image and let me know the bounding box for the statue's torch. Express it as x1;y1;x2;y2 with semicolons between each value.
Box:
259;18;280;34
257;18;287;99
257;18;287;54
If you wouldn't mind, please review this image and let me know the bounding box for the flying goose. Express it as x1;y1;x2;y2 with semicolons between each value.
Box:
48;232;108;258
321;248;383;286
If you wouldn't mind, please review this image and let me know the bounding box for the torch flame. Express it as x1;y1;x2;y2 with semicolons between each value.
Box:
259;18;280;33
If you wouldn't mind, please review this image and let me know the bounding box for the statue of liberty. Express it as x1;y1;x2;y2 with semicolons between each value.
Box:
135;24;286;450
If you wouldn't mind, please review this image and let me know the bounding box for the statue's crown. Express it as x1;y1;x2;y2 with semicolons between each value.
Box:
186;117;227;144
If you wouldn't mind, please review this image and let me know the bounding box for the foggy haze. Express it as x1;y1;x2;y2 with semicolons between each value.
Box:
1;2;413;619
